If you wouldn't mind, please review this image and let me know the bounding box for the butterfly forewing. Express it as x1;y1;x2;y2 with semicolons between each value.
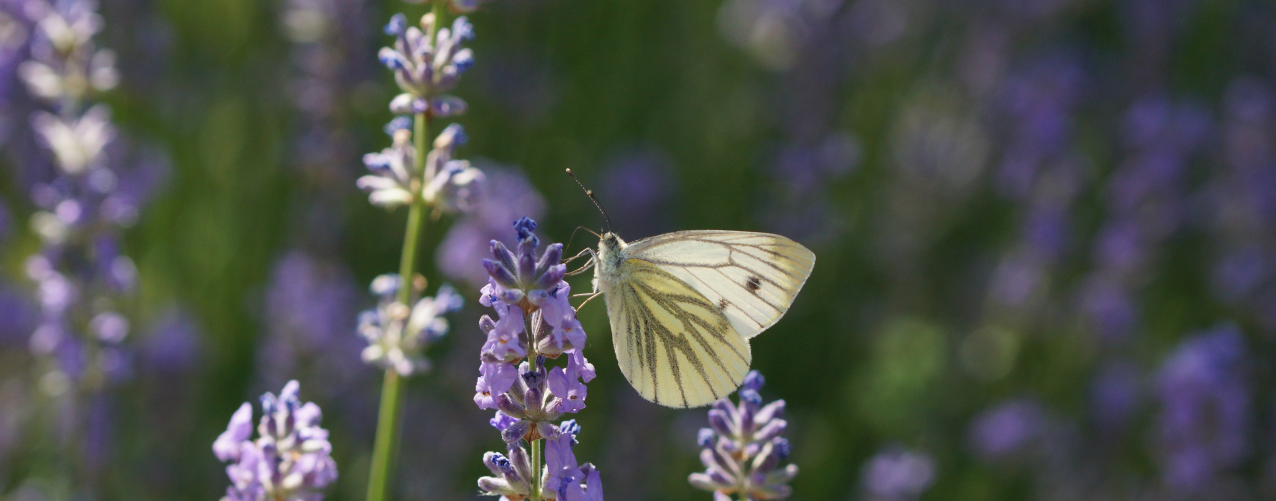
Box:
605;259;751;408
624;231;816;340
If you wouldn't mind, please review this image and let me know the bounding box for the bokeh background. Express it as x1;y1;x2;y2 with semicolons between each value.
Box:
1;0;1275;500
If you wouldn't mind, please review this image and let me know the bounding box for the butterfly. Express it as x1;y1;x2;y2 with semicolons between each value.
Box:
562;169;816;407
588;229;816;408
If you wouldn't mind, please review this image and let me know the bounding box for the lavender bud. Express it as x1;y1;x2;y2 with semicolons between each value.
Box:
509;444;532;482
496;394;526;418
753;419;787;443
688;472;732;491
501;419;530;443
707;409;735;437
482;259;519;289
483;451;508;475
755;400;785;424
697;428;716;448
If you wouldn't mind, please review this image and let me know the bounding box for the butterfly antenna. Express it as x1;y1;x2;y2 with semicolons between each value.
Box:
566;168;612;233
564;225;600;257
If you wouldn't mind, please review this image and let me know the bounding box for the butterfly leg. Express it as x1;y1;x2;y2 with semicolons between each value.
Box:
572;291;604;312
565;248;597;277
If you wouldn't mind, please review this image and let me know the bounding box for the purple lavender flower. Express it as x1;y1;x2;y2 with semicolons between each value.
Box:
475;219;604;500
379;12;473;118
1089;360;1141;433
0;283;35;346
448;0;496;14
214;380;337;501
969;398;1046;460
18;0;118;106
476;218;594;431
357;274;463;376
139;307;202;375
861;445;936;501
478;419;603;501
1155;324;1250;493
257;252;365;393
14;0;163;384
437;164;547;287
595;148;678;239
689;371;797;500
358;120;482;211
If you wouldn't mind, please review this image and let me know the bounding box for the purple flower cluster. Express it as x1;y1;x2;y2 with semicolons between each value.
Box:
16;0;165;397
968;398;1046;460
860;445;936;501
689;371;797;501
474;217;593;423
357;120;482;211
357;274;462;376
1207;78;1276;328
475;217;603;500
437;165;547;287
480;419;604;501
379;12;473;118
213;380;337;501
1155;325;1250;493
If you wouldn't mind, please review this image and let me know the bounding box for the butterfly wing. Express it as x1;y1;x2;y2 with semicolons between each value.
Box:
624;230;816;340
605;258;752;408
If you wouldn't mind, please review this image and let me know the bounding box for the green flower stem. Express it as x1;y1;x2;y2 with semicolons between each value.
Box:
531;438;543;501
366;368;405;501
366;3;446;501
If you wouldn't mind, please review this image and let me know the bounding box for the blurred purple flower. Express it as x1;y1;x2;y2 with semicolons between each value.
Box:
0;284;35;345
477;49;559;123
1089;360;1141;433
437;165;546;287
969;398;1045;460
861;445;936;501
1078;276;1139;342
139;307;202;375
993;54;1085;201
1155;324;1250;493
1211;247;1267;302
267;252;358;347
762;131;859;244
258;252;364;391
596;148;678;240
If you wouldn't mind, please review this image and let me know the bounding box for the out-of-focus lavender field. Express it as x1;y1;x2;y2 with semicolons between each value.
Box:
1;0;1275;500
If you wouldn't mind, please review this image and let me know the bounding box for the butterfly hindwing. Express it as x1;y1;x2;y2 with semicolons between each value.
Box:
623;231;816;340
605;259;751;408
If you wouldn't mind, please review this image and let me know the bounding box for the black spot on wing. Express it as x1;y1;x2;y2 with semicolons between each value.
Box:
718;298;730;311
746;276;761;294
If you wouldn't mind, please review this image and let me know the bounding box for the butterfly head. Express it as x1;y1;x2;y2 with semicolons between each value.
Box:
600;231;625;251
593;231;628;292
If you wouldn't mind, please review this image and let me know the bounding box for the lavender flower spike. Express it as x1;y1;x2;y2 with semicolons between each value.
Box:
358;275;463;376
689;371;797;500
358;119;482;211
475;218;593;435
475;219;603;500
380;12;474;118
479;419;603;500
214;380;337;501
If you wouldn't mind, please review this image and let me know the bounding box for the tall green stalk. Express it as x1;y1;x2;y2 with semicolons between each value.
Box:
530;438;543;501
365;6;444;500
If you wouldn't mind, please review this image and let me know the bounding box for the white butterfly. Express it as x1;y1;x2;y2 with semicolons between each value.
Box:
590;230;816;408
